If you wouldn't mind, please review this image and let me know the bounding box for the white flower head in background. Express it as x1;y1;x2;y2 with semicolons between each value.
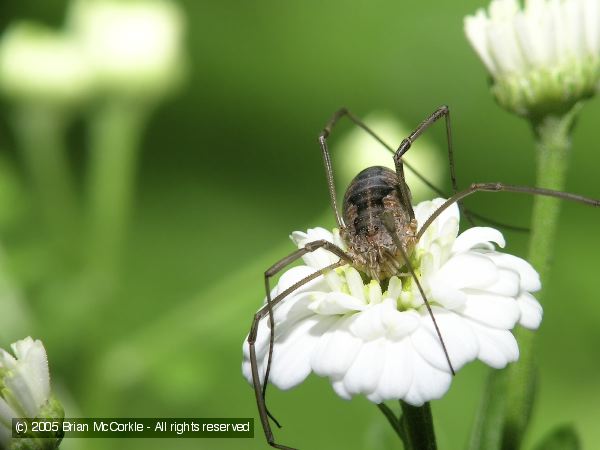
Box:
465;0;600;118
0;337;63;448
334;111;444;203
242;199;542;405
0;22;92;108
68;0;187;100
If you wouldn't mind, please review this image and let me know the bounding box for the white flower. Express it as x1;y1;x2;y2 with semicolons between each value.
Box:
68;0;187;99
0;337;50;445
0;22;92;107
464;0;600;118
242;199;542;406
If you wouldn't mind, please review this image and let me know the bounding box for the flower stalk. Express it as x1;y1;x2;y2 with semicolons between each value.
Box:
85;99;146;288
501;106;580;449
13;107;78;260
376;401;437;449
469;106;581;450
377;403;404;441
399;401;437;450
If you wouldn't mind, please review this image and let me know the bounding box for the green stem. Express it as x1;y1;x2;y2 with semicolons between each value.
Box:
13;106;78;261
400;401;437;450
500;109;578;450
85;99;147;290
377;403;404;441
466;369;508;450
467;107;579;450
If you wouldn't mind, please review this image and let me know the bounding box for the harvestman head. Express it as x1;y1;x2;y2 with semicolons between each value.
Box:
246;106;600;450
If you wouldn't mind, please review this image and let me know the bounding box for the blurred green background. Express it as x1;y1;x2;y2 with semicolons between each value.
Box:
0;1;599;449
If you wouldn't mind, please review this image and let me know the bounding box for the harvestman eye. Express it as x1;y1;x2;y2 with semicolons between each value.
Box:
245;106;600;450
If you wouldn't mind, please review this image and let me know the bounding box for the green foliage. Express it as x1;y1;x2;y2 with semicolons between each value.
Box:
533;425;581;450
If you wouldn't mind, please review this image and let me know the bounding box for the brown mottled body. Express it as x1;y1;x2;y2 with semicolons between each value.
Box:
341;166;418;281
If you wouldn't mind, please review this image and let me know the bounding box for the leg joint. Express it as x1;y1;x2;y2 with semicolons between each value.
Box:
395;138;412;161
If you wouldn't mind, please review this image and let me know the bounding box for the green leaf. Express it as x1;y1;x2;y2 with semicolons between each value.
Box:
533;425;581;450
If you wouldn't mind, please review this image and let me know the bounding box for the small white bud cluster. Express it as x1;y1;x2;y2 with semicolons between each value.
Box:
465;0;600;119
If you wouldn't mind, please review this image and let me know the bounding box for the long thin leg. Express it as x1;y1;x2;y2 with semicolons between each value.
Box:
393;106;469;227
262;241;352;405
342;108;450;197
318;110;347;228
249;240;351;449
417;183;600;240
321;108;527;232
346;108;529;231
248;259;345;450
381;213;456;375
395;105;458;195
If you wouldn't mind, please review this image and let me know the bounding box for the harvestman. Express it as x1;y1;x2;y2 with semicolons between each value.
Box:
246;106;600;450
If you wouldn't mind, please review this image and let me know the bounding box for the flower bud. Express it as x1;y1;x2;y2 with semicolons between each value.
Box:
0;22;92;108
68;0;187;100
0;337;64;450
465;0;600;120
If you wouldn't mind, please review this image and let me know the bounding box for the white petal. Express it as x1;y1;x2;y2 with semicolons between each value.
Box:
0;349;17;370
382;308;421;339
523;0;558;66
415;198;459;238
460;293;521;329
489;0;520;20
311;315;363;378
350;303;387;340
308;292;366;315
414;308;479;371
563;0;586;59
517;292;543;329
332;378;352;400
514;11;546;68
3;373;38;417
0;396;16;423
583;0;600;54
0;338;50;416
429;281;468;309
403;349;452;406
271;291;317;328
345;267;366;301
484;252;541;292
465;10;499;74
487;19;526;75
342;338;386;396
367;281;383;305
272;265;329;299
482;267;520;297
469;321;519;368
369;339;413;401
386;276;403;300
269;316;337;390
290;227;334;247
550;0;569;63
452;227;505;253
435;253;499;290
17;340;49;408
243;290;318;364
290;227;343;269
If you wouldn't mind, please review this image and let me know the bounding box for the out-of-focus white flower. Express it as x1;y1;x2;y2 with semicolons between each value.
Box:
335;111;443;203
0;337;64;448
0;22;92;107
465;0;600;118
242;199;542;405
68;0;187;99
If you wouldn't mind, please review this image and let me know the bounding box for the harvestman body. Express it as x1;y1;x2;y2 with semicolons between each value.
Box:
246;106;600;450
